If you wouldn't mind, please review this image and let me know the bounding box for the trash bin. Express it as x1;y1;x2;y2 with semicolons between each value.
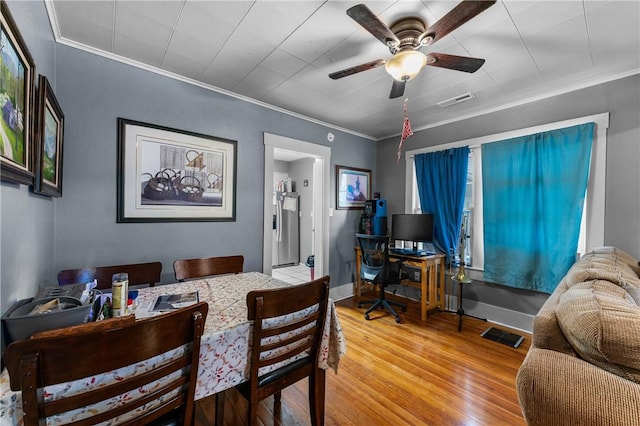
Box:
305;255;315;280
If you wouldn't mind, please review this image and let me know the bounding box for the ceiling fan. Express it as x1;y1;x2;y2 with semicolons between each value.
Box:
329;1;496;99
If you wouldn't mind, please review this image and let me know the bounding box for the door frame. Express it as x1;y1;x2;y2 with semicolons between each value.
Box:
263;133;331;277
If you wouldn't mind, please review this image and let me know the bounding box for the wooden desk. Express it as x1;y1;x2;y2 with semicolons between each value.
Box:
355;247;446;321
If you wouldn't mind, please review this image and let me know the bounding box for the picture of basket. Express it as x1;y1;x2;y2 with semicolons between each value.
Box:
185;150;205;170
142;170;173;200
161;168;181;199
178;175;204;202
207;173;223;192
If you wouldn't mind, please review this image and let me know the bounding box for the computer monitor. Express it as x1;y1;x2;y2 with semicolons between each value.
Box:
391;214;434;244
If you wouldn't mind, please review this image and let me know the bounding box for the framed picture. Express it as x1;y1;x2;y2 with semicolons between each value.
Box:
117;118;237;222
0;1;36;185
34;75;64;197
336;165;371;210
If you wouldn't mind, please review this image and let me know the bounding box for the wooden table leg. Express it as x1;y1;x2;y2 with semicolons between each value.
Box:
215;391;225;426
438;258;445;309
355;248;361;300
194;393;223;426
429;261;440;309
420;261;428;321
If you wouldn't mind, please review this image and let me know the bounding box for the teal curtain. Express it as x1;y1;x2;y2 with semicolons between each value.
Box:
415;147;469;259
482;123;594;293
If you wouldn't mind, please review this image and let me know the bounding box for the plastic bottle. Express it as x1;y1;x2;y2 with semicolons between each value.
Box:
111;273;129;317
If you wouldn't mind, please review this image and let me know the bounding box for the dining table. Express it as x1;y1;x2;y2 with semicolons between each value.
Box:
0;272;347;425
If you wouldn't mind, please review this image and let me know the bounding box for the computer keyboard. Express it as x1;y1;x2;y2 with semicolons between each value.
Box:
390;248;435;257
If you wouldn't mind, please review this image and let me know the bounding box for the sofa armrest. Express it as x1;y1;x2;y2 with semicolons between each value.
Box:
516;348;640;426
530;309;576;355
531;279;576;354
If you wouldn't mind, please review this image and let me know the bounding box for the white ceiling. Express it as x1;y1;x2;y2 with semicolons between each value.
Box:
45;0;640;140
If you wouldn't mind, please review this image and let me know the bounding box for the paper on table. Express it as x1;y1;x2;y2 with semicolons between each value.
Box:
151;291;199;312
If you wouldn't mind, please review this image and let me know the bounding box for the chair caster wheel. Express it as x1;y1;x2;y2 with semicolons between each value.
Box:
365;314;370;320
395;317;402;323
358;303;363;308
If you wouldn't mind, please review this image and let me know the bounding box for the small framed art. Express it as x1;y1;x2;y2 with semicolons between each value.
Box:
34;75;64;197
336;165;371;210
0;2;36;185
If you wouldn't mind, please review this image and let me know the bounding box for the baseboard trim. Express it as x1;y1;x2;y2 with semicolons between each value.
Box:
449;296;534;334
332;282;534;334
330;282;359;303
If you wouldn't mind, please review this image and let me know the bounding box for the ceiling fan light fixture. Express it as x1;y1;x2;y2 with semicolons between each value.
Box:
385;50;426;81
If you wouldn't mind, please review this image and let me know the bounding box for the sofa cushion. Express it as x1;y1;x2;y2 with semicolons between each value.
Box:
565;251;640;289
556;280;640;384
589;246;640;276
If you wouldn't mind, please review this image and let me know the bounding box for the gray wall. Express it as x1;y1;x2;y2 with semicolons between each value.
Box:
53;43;373;286
377;74;640;316
0;1;374;315
1;1;57;308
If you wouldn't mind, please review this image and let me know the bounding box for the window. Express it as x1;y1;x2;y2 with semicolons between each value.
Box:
405;113;609;273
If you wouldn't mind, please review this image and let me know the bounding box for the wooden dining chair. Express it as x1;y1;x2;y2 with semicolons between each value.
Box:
4;302;208;426
233;275;330;426
57;261;163;290
173;255;244;281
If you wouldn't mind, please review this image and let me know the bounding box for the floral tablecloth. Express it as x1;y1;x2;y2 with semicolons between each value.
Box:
0;272;346;425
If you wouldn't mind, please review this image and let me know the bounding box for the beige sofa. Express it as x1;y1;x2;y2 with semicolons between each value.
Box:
516;247;640;426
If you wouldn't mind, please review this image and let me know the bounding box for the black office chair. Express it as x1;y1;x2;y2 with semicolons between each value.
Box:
355;233;407;323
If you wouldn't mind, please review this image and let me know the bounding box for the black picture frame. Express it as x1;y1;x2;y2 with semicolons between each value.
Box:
33;75;64;197
0;1;36;185
335;165;371;210
117;118;237;222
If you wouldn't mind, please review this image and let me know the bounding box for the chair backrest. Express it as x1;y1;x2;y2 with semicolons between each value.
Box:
246;276;330;390
5;302;208;426
57;261;163;290
173;255;244;281
355;233;391;282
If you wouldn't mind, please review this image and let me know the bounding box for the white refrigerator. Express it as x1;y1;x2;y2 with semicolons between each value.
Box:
272;192;299;268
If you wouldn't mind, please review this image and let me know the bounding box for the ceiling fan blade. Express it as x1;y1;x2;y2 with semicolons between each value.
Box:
347;4;400;50
426;53;486;73
419;0;496;46
329;59;386;80
389;79;405;99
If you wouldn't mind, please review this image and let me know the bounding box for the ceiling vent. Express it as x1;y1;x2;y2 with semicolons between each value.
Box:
436;92;475;108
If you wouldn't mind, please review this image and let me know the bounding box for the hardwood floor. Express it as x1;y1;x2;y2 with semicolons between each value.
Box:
196;294;531;426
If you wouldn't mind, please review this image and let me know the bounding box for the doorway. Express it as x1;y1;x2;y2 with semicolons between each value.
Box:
263;133;331;279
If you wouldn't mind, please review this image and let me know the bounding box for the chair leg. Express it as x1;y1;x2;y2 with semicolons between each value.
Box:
273;391;282;422
364;298;383;319
309;369;326;426
357;297;378;308
382;300;402;323
386;299;407;310
309;374;317;426
248;396;258;426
